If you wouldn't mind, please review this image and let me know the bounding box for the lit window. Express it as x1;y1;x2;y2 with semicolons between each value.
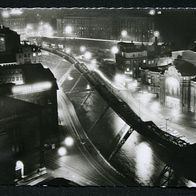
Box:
33;53;36;57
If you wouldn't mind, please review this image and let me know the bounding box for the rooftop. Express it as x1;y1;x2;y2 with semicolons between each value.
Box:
0;63;57;85
0;25;18;34
141;65;169;74
117;42;146;53
0;96;41;125
174;59;196;76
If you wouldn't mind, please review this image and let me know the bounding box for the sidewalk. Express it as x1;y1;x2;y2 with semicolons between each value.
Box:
119;77;196;144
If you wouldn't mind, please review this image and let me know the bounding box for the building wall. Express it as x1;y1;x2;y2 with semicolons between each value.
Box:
0;126;15;184
57;16;154;42
11;88;59;143
0;68;24;85
142;66;196;112
57;17;113;39
190;81;196;113
16;45;42;64
0;27;20;63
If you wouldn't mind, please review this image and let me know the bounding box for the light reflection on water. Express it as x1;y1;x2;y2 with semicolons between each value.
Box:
135;142;154;185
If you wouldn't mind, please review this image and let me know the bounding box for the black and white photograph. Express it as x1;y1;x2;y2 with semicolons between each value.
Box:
0;8;196;189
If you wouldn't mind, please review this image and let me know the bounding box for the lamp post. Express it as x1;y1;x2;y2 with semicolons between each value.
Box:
64;25;73;35
121;30;128;41
154;31;160;44
165;118;169;132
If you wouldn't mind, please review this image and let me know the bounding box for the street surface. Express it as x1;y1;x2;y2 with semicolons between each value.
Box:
41;49;195;186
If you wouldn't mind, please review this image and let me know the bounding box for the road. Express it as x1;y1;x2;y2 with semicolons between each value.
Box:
40;52;128;186
40;48;196;186
92;69;196;144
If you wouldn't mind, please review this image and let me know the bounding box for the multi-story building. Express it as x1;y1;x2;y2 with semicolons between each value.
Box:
0;26;20;63
0;62;59;183
16;41;42;64
0;27;59;183
0;95;43;183
56;9;155;42
116;41;172;78
0;26;41;65
140;59;196;113
116;42;147;78
57;17;113;39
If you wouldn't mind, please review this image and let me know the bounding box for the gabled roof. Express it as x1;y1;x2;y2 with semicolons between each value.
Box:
0;96;41;125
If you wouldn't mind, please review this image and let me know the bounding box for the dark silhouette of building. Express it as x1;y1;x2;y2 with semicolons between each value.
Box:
0;26;59;184
0;26;20;63
0;62;59;184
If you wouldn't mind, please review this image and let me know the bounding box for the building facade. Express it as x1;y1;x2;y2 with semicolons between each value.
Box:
116;41;172;78
141;60;196;113
16;41;42;64
0;26;59;183
0;26;20;63
56;11;155;42
116;42;147;78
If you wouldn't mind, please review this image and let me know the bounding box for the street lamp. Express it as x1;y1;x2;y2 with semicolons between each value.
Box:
149;9;156;16
65;47;71;54
154;31;160;38
84;51;92;60
91;59;97;65
80;45;86;53
64;137;74;147
58;147;67;156
121;30;128;38
157;11;162;15
64;25;73;34
165;118;169;132
10;8;23;16
111;46;119;55
1;10;10;18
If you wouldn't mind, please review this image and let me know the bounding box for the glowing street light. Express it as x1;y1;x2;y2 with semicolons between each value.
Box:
64;25;73;34
91;59;97;65
38;22;54;37
84;51;92;60
80;45;86;53
111;46;119;54
65;47;71;54
1;10;10;18
64;137;74;147
10;8;23;15
86;84;91;90
149;9;156;16
157;11;162;15
121;30;128;38
58;147;67;156
154;31;160;37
